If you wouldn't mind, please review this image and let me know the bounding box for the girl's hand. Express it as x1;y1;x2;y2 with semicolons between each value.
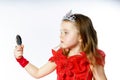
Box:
14;45;24;59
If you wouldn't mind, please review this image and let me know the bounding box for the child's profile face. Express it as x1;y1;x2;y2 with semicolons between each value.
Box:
60;21;81;49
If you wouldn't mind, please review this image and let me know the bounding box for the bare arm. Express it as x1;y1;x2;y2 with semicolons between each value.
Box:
90;65;107;80
14;45;56;79
25;61;56;79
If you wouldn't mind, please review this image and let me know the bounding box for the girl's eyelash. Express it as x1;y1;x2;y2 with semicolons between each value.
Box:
60;31;68;35
63;31;68;33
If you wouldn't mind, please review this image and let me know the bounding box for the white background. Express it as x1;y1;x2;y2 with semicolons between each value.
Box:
0;0;120;80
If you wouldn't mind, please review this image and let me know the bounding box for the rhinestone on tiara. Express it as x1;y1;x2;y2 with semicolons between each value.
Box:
62;10;76;22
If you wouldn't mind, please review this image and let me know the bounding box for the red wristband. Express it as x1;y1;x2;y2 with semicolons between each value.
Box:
16;56;29;68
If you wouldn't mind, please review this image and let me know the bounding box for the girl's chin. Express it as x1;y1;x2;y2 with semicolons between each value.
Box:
61;46;69;50
60;44;69;49
60;46;66;49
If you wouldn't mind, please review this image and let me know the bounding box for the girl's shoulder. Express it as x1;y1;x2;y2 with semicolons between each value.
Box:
49;48;64;62
97;49;106;57
51;48;63;55
96;49;106;66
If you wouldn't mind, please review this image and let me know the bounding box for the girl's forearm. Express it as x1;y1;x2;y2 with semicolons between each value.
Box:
24;63;40;79
24;61;56;79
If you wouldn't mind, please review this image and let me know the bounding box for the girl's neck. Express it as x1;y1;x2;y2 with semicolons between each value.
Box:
68;46;82;57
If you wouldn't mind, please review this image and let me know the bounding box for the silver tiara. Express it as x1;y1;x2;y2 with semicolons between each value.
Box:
63;10;76;22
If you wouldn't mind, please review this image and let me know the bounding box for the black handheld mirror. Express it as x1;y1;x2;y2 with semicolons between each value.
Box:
16;35;22;45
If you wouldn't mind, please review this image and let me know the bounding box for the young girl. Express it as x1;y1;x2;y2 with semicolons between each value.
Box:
14;11;107;80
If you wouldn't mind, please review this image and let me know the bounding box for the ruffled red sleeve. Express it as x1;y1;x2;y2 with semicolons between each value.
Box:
96;49;106;66
48;48;63;62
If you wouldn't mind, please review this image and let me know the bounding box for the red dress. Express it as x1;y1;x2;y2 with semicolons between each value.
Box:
49;48;105;80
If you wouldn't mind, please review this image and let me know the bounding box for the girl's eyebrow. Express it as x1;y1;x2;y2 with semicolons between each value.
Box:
60;28;69;31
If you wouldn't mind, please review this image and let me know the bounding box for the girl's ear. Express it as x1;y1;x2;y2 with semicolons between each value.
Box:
79;39;82;42
78;35;82;43
79;39;82;44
